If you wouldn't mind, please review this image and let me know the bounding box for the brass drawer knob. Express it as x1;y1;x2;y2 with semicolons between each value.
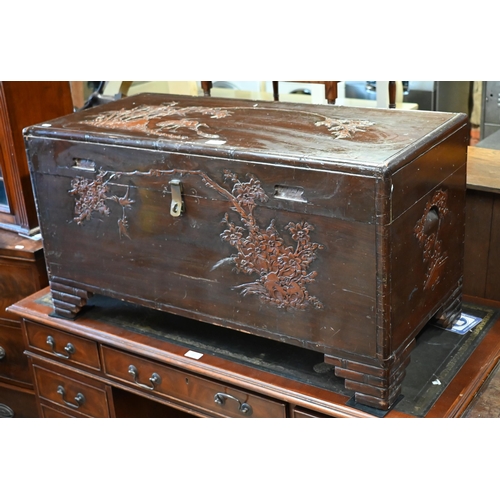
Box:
46;336;75;359
0;346;5;360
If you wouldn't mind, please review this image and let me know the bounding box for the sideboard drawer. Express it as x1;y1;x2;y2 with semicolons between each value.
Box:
33;364;109;417
40;404;75;418
292;406;333;418
102;346;287;418
25;321;100;371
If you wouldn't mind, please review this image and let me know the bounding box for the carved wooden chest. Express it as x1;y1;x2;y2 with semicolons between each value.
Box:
23;94;468;410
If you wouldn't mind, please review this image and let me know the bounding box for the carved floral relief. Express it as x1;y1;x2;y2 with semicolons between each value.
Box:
68;167;324;310
69;171;134;239
80;101;374;142
414;189;449;291
218;171;324;310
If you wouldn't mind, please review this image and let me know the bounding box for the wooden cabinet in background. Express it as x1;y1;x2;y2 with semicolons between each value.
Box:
464;147;500;301
0;82;73;417
0;231;47;417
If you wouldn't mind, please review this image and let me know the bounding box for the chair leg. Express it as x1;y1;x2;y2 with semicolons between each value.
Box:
201;81;212;97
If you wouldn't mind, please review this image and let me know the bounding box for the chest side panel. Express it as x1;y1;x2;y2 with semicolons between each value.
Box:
388;126;468;354
28;138;380;360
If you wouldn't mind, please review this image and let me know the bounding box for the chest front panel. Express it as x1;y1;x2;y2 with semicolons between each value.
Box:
29;138;381;358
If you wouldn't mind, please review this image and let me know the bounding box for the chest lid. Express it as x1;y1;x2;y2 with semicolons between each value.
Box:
24;93;467;175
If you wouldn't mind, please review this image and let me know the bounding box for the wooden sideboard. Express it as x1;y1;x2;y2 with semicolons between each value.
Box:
0;82;73;417
7;288;500;418
0;230;47;417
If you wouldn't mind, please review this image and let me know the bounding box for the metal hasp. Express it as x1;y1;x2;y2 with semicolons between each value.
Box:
169;179;184;217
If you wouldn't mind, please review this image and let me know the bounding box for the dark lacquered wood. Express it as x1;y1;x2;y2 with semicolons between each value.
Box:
23;95;468;409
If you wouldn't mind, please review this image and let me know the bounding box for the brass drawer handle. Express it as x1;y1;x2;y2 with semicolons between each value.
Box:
57;385;85;409
46;335;75;359
0;346;5;360
0;403;14;418
128;365;162;391
214;392;252;415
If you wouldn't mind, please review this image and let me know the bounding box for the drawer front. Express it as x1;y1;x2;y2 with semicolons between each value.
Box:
102;347;286;418
41;404;75;418
0;385;38;418
292;406;332;418
33;364;109;418
0;323;32;385
25;321;100;370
